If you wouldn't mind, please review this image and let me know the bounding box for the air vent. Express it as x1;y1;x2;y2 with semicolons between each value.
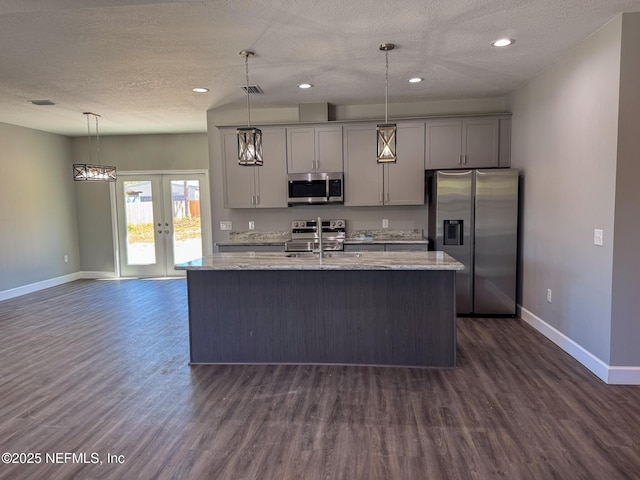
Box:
30;99;56;106
240;85;263;94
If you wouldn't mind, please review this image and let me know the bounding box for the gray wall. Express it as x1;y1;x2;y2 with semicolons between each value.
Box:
0;122;79;291
508;16;623;364
72;133;209;273
207;97;508;244
610;13;640;366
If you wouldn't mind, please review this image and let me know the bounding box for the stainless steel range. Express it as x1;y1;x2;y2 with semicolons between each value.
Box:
285;219;346;252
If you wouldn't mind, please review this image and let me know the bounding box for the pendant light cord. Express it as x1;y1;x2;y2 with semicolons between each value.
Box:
384;49;389;123
85;113;101;164
245;54;251;128
86;113;92;164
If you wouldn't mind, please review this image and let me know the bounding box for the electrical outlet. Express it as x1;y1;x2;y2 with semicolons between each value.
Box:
249;221;255;230
382;218;389;228
547;289;552;303
64;255;69;263
594;228;603;246
220;221;232;231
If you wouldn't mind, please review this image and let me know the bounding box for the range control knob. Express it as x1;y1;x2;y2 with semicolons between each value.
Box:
335;220;344;228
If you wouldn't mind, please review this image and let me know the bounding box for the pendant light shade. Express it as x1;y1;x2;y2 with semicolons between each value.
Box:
73;112;116;182
238;50;263;166
377;43;397;164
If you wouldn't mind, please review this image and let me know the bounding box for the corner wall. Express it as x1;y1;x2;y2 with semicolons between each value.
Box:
610;13;640;368
0;122;79;297
508;17;621;369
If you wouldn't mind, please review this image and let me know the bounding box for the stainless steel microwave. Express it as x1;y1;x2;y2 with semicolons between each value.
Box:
287;172;344;205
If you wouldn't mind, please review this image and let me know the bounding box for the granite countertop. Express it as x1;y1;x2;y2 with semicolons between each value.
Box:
176;251;463;271
215;231;291;246
345;229;429;245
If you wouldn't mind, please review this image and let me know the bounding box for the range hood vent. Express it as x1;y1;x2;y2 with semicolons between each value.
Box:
240;85;264;95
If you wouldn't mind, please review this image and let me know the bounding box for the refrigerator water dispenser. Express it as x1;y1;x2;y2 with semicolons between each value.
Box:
443;220;463;246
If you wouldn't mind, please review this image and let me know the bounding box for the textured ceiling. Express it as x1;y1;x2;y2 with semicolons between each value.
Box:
1;0;639;136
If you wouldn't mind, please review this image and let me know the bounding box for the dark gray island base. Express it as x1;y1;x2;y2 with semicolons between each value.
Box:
178;252;463;368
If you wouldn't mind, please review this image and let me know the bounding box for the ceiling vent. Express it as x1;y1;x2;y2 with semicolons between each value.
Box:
240;85;263;95
30;99;56;106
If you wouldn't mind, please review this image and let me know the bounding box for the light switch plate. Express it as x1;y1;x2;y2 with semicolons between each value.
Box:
382;218;389;228
220;221;232;231
249;221;255;230
594;228;603;246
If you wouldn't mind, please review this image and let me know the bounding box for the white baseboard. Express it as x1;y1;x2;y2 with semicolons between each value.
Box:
518;306;640;385
0;271;118;302
0;272;82;302
80;271;118;279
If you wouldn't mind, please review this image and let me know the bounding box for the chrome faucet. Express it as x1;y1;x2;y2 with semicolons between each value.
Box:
316;216;323;260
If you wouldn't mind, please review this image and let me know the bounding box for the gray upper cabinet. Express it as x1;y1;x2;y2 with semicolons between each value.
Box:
344;122;425;206
426;117;500;169
222;127;288;208
287;126;343;173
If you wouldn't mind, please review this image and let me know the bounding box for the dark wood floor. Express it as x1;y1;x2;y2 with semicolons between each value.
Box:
1;280;639;480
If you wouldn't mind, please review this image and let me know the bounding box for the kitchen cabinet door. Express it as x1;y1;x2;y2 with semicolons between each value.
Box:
425;117;499;169
384;122;425;205
315;126;343;172
222;130;255;208
461;118;499;168
287;126;343;173
343;124;384;206
425;119;462;169
384;244;428;252
254;127;287;208
222;127;287;208
344;244;385;252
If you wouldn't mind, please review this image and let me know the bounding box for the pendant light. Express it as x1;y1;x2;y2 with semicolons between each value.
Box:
237;50;263;166
377;43;397;163
73;112;116;182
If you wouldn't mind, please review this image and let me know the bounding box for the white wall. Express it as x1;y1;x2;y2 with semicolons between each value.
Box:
0;122;79;294
508;17;622;364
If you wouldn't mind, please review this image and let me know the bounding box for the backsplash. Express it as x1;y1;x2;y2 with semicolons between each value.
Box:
348;229;424;240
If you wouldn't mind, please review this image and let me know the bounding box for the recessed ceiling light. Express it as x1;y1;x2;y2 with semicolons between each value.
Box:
491;38;515;47
408;77;423;83
297;83;313;89
192;87;209;93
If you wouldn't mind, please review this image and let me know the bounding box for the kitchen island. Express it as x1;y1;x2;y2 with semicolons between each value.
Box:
176;251;464;368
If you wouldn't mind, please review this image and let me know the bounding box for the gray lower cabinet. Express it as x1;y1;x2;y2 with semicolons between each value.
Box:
384;244;429;252
344;244;385;252
344;243;428;252
344;122;425;206
221;127;287;208
217;245;284;253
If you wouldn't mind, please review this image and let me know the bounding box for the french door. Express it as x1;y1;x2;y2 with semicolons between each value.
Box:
115;173;211;277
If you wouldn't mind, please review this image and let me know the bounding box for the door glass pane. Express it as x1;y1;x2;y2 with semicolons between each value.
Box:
171;180;202;264
123;180;156;265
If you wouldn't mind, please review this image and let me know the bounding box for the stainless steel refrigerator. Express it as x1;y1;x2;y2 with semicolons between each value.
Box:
427;169;519;315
